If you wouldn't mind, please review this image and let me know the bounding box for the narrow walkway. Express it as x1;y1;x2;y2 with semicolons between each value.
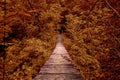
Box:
33;35;83;80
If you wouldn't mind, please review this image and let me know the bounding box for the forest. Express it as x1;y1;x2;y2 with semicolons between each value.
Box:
0;0;120;80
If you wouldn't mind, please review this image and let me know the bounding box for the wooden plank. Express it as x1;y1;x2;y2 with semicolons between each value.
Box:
33;73;83;80
40;64;80;74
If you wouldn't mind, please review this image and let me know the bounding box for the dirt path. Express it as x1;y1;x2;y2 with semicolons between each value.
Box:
33;35;83;80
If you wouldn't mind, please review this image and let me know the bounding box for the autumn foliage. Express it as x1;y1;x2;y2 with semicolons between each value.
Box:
63;0;120;80
0;0;58;79
0;0;120;80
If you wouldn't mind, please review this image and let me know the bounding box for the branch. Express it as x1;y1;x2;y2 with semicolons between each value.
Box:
27;0;33;9
104;0;120;17
87;0;99;15
108;22;120;57
108;22;120;44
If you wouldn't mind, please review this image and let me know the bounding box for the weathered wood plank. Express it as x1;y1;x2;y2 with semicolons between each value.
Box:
34;73;83;80
40;65;80;74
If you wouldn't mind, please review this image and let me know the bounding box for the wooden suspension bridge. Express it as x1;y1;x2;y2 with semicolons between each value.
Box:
33;35;83;80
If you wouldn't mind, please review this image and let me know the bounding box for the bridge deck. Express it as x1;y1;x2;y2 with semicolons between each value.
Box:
33;35;83;80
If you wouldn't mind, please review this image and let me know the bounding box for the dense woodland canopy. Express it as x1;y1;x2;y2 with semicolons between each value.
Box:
0;0;120;80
